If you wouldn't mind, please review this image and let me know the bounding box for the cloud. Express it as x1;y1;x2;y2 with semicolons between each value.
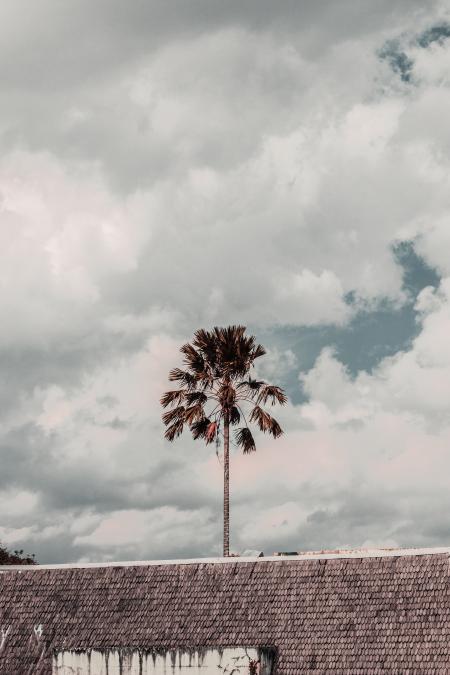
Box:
74;506;217;559
4;275;450;562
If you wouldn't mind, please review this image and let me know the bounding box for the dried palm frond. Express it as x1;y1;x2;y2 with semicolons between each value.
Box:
249;405;283;437
168;368;198;389
234;426;256;454
184;403;206;425
252;344;266;360
257;384;288;406
237;377;265;394
205;421;218;444
160;390;185;408
184;391;208;406
196;370;215;390
190;417;211;440
193;328;217;365
180;343;205;373
164;418;184;441
230;406;240;425
162;405;186;426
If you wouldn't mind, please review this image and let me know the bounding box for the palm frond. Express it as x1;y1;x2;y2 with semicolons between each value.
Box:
165;419;184;441
180;343;205;373
162;405;185;426
210;325;255;378
190;417;218;443
247;377;265;390
184;403;206;425
234;426;256;454
237;377;265;397
196;370;215;390
160;390;186;408
189;326;268;380
190;417;211;440
192;328;217;366
251;343;266;360
249;405;283;437
205;421;218;444
230;406;240;425
257;384;288;406
184;391;208;406
168;368;198;390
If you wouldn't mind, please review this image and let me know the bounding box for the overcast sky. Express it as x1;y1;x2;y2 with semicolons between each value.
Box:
2;0;450;563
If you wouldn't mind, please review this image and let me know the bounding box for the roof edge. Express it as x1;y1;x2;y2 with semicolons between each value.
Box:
1;546;450;571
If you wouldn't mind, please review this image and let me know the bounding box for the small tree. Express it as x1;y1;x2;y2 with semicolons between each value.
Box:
161;325;286;556
0;544;36;565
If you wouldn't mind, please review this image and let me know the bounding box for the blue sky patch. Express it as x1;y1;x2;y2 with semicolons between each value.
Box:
256;242;440;404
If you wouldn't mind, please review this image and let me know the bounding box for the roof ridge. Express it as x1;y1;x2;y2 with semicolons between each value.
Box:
1;545;450;570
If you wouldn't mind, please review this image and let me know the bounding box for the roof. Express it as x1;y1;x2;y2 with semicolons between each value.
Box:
3;544;450;570
1;546;450;673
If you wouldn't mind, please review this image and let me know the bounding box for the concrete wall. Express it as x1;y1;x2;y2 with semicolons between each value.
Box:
53;647;274;674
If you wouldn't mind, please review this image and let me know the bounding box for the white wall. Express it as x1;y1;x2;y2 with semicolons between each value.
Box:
53;647;274;675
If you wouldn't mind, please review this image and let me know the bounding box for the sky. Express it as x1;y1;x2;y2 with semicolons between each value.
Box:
2;0;450;563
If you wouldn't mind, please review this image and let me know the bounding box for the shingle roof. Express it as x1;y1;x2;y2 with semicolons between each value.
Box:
1;547;450;674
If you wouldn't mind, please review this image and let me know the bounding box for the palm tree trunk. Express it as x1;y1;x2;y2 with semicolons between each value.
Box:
223;411;230;557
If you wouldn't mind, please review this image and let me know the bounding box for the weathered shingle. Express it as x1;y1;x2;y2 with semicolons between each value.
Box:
0;551;450;673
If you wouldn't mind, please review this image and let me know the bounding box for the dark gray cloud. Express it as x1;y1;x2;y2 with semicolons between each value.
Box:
0;421;217;515
0;0;436;83
0;321;150;421
0;0;439;190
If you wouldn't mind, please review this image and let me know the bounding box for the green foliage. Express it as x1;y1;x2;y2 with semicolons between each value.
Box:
0;544;36;565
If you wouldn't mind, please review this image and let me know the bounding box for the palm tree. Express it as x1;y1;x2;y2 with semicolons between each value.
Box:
161;325;287;556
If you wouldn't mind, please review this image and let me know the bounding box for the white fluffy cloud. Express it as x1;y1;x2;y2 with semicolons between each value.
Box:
2;14;450;339
298;278;450;436
8;274;450;560
217;286;450;553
